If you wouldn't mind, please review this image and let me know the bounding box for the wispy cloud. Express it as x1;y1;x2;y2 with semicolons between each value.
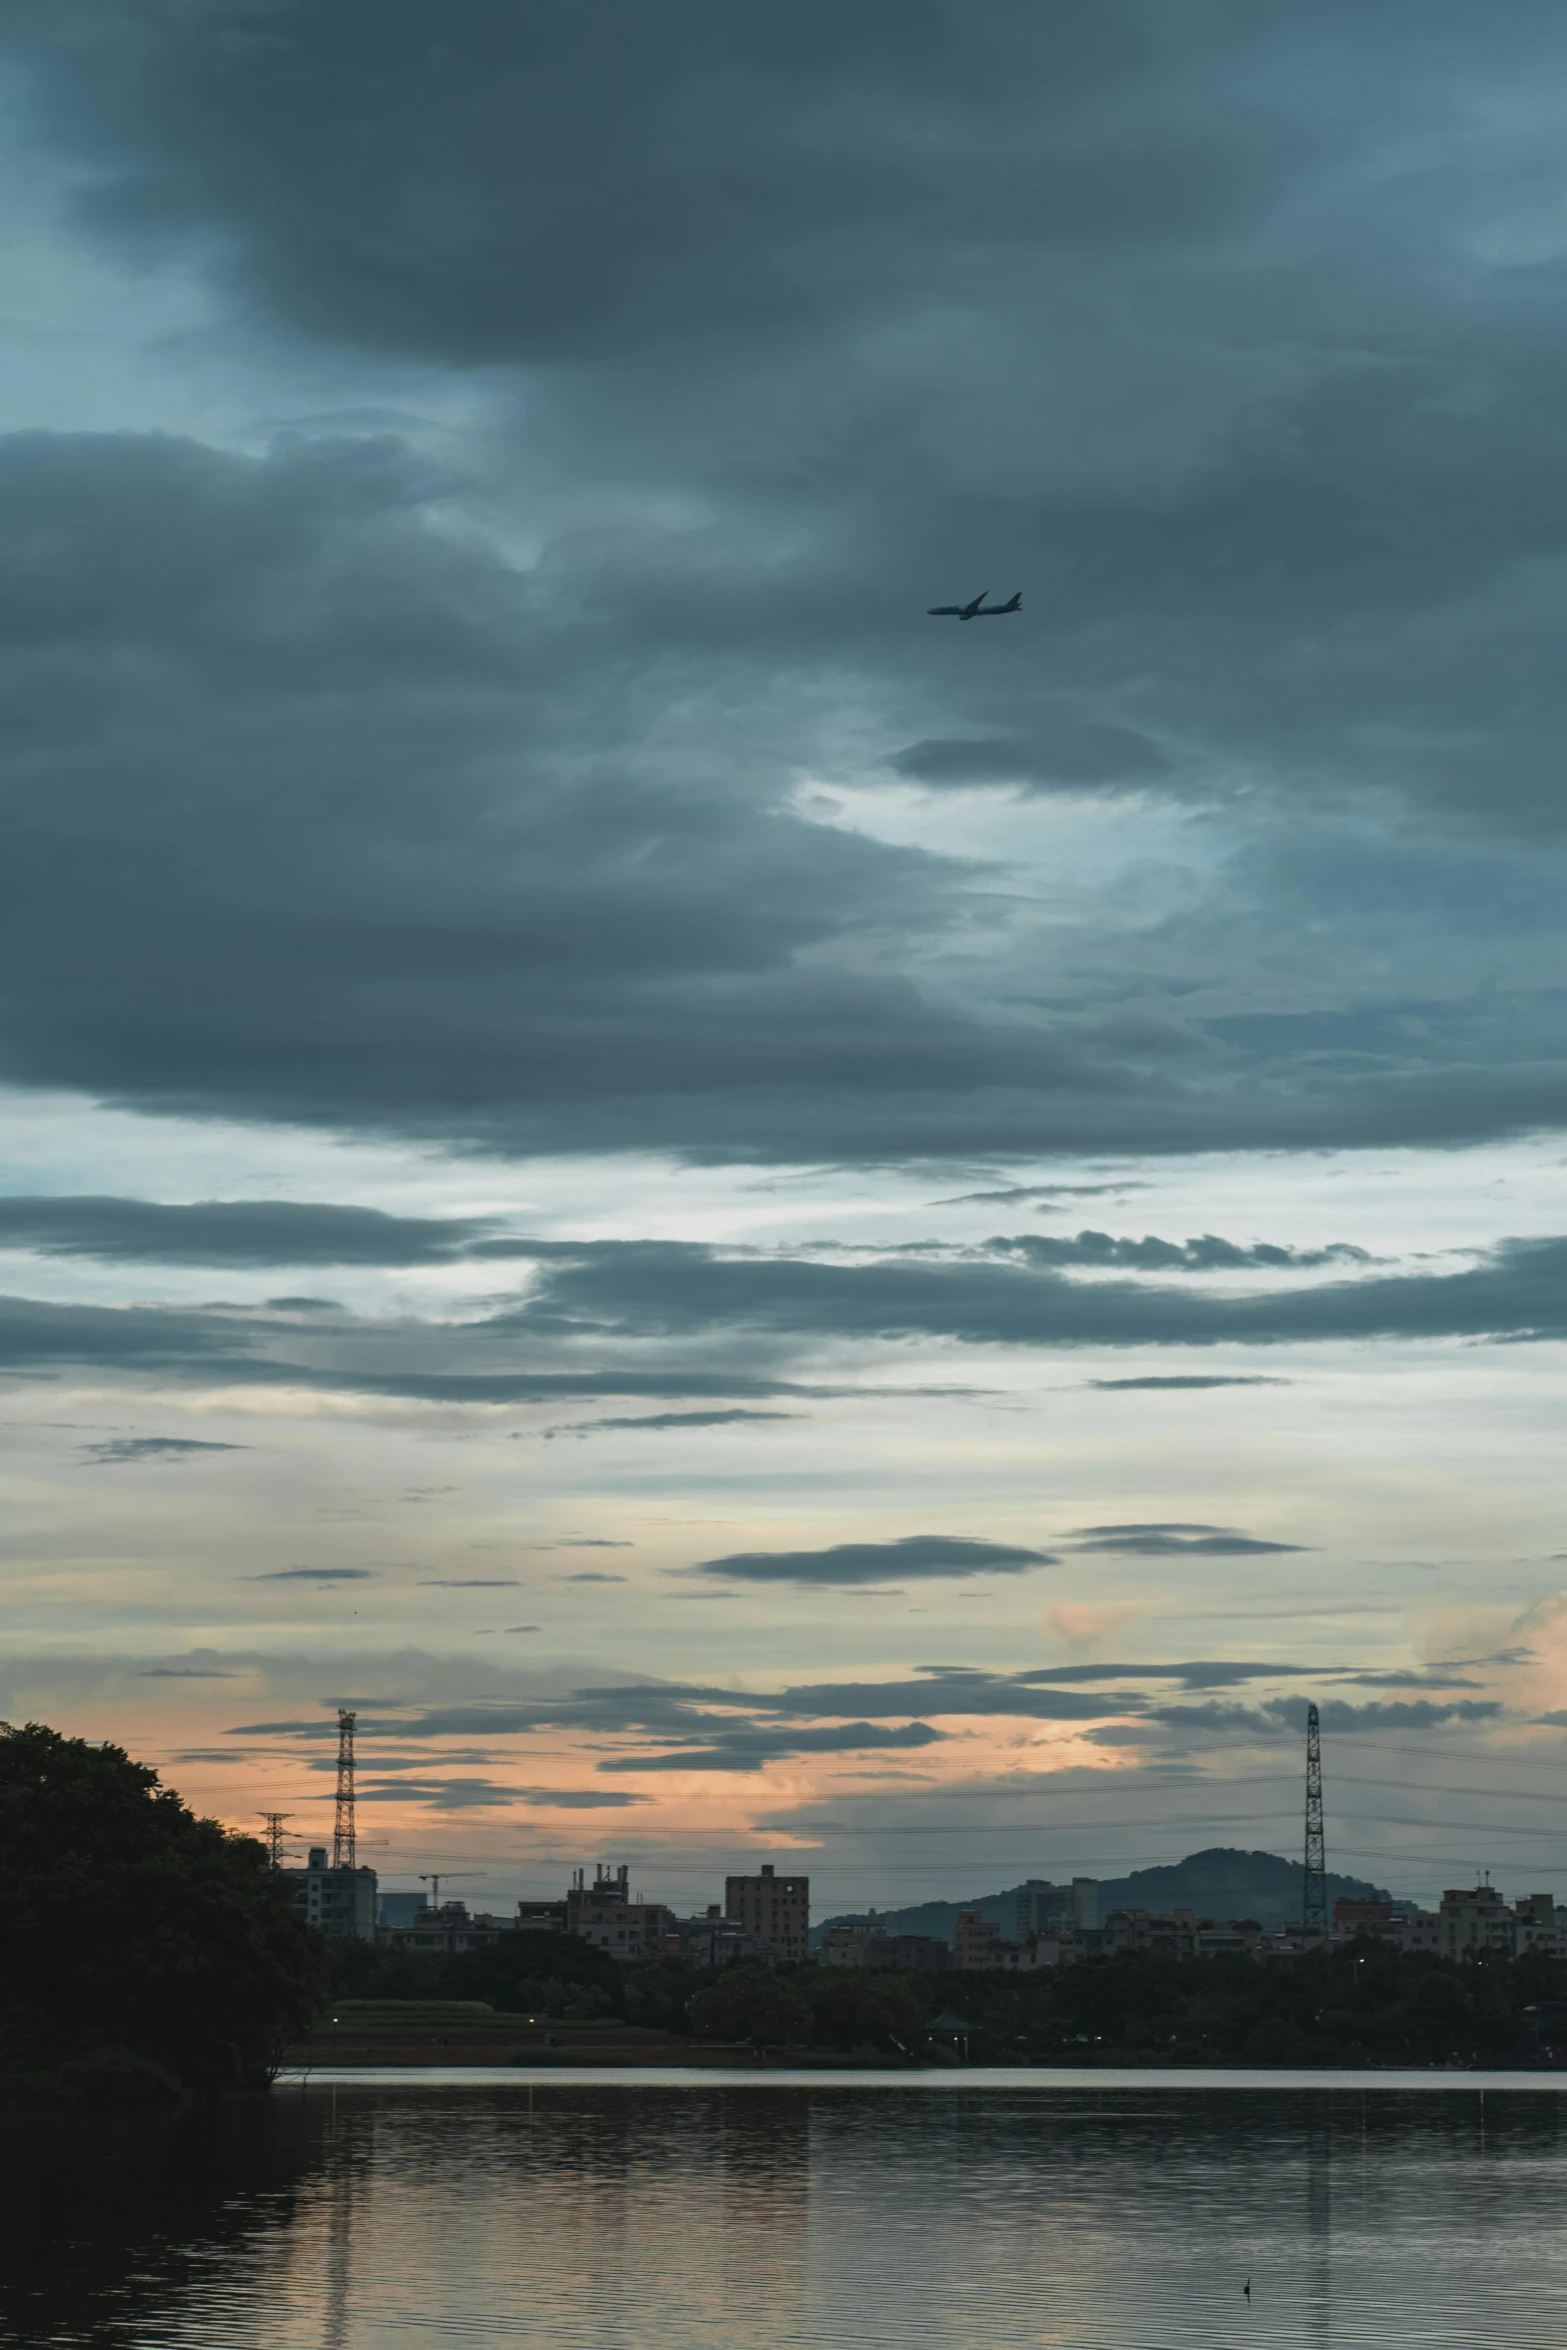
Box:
247;1566;377;1583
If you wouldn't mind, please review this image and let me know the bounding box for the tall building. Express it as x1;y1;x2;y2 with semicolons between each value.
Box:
378;1890;428;1930
725;1863;809;1962
953;1909;1003;1969
1018;1877;1099;1935
282;1845;377;1940
1439;1882;1522;1960
564;1864;676;1960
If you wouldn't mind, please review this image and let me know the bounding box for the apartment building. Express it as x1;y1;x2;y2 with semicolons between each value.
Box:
725;1863;809;1963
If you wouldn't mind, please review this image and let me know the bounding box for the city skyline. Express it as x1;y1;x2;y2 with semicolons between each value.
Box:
5;6;1567;1915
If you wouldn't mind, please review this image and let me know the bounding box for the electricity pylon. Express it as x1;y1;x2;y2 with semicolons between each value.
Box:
1303;1700;1327;1934
331;1710;357;1870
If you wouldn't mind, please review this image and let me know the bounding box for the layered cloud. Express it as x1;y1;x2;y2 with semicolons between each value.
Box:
9;1225;1567;1402
684;1536;1054;1587
1063;1525;1306;1559
0;9;1566;1164
7;5;1567;1901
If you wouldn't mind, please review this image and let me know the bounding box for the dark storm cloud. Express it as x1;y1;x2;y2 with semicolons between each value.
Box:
519;1790;645;1808
684;1535;1054;1586
935;1185;1143;1208
276;1667;1141;1747
4;9;1567;1161
1136;1698;1505;1742
490;1231;1567;1352
358;1776;523;1809
1006;1661;1335;1690
137;1664;239;1677
225;1658;1463;1774
992;1233;1370;1273
14;3;1254;365
567;1409;799;1432
0;428;1045;1166
765;1675;1142;1723
0;1293;264;1373
891;727;1170;792
597;1722;947;1775
561;1672;1144;1725
0;1289;848;1398
1087;1375;1291;1390
82;1434;245;1462
1344;1669;1486;1690
247;1566;375;1583
0;1195;503;1266
15;1226;1567;1404
1066;1523;1306;1557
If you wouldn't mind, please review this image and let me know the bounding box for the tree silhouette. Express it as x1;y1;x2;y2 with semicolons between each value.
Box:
1;1721;323;2096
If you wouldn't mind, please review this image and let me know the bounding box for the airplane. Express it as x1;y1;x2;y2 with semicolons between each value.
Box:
926;591;1021;620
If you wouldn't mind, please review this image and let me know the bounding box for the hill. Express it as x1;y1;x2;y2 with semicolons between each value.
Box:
811;1846;1398;1947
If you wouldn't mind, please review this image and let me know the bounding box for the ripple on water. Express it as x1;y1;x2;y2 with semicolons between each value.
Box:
3;2083;1565;2350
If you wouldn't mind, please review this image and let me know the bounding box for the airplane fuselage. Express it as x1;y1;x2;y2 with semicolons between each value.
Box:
927;592;1021;619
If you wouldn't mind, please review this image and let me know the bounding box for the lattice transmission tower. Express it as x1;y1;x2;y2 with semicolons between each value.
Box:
257;1810;294;1868
1303;1699;1327;1934
331;1709;357;1870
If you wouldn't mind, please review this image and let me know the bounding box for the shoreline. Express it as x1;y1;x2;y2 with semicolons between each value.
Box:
275;2061;1567;2092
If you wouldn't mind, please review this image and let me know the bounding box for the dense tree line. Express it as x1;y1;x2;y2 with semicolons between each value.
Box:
1;1723;323;2104
8;1708;1560;2102
325;1927;1567;2067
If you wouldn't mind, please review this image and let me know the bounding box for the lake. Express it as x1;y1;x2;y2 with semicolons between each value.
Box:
5;2070;1567;2348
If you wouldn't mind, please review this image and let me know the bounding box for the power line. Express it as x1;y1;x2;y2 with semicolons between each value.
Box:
1331;1734;1567;1777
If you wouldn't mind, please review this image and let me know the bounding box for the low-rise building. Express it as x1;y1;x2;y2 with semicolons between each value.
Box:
954;1909;1004;1969
1340;1882;1561;1962
1513;1891;1559;1956
381;1899;504;1953
565;1864;676;1960
726;1863;809;1963
1196;1919;1263;1958
1440;1882;1524;1961
1104;1907;1200;1958
822;1923;950;1971
866;1931;950;1973
281;1846;378;1941
673;1905;760;1967
1332;1898;1397;1937
1006;1932;1081;1970
515;1897;568;1934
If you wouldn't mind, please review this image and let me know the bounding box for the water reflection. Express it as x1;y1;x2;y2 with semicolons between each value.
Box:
3;2084;1565;2349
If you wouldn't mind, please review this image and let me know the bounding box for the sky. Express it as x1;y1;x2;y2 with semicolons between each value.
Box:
5;1;1567;1920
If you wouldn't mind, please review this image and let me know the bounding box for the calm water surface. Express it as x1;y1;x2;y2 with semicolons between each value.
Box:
6;2072;1566;2349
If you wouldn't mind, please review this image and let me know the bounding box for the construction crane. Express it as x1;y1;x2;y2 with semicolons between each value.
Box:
418;1872;485;1909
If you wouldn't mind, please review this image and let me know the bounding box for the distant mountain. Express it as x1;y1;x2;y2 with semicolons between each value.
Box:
811;1846;1398;1948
